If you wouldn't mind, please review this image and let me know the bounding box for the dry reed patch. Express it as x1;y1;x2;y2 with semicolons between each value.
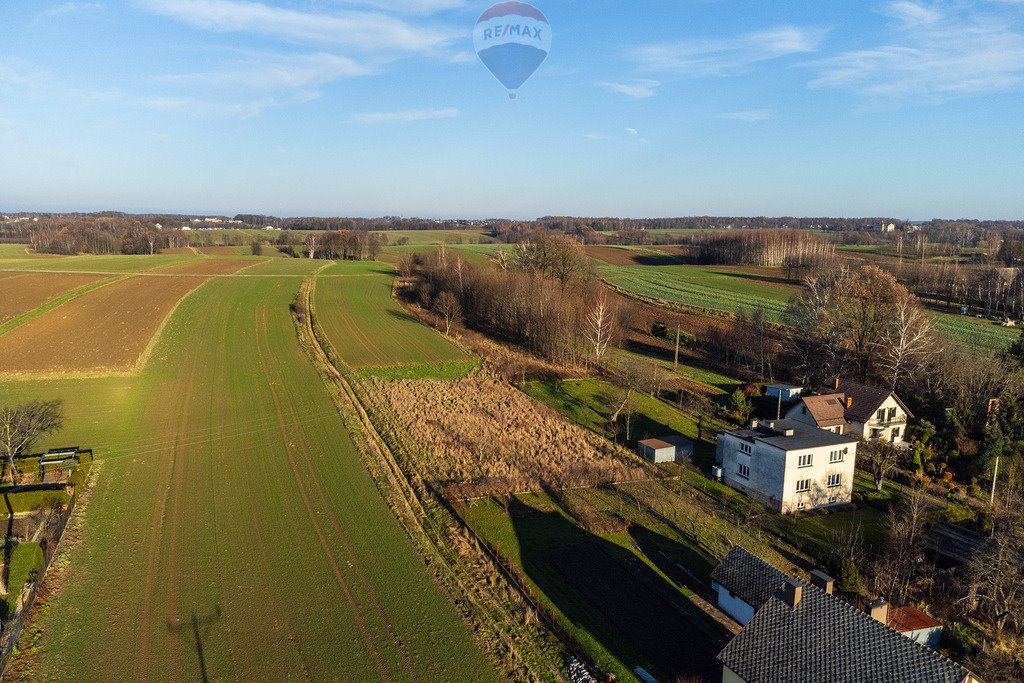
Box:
0;275;206;374
368;377;649;497
160;258;258;275
0;272;106;324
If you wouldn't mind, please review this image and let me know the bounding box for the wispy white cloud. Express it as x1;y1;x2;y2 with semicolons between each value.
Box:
34;2;103;21
808;1;1024;99
596;79;660;98
352;107;458;123
329;0;466;14
633;26;827;76
624;127;638;136
718;109;772;122
159;52;371;91
138;0;462;52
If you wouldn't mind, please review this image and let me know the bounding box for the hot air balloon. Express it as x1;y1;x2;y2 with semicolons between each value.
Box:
473;2;551;99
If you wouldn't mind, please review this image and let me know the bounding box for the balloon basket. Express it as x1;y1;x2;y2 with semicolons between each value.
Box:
508;92;517;100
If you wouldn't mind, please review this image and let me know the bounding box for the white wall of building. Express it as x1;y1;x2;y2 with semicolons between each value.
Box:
712;582;756;625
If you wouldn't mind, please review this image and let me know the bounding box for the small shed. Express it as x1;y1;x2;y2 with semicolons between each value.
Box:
637;435;693;463
765;384;803;402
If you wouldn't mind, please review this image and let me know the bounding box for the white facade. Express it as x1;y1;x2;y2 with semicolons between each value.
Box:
766;385;802;402
717;421;858;513
712;582;756;625
849;394;909;445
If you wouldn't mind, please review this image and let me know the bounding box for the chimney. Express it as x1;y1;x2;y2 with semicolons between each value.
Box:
810;570;835;595
866;598;889;624
784;578;803;609
846;397;854;409
833;378;841;390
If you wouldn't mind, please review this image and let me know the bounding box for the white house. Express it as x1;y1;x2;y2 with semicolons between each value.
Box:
787;380;913;445
637;435;693;464
765;384;803;402
716;419;858;513
710;546;789;625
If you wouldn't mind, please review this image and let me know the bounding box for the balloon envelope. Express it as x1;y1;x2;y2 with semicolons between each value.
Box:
473;2;551;94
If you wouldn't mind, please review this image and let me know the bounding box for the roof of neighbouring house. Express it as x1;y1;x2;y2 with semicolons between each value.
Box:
638;435;693;450
723;419;858;451
718;582;970;683
922;523;989;566
710;546;789;611
888;605;943;634
798;394;849;428
817;381;914;423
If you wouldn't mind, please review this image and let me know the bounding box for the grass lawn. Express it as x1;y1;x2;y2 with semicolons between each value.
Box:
0;254;195;273
2;543;44;619
383;230;492;245
933;312;1016;355
312;272;473;372
0;270;497;681
600;264;796;321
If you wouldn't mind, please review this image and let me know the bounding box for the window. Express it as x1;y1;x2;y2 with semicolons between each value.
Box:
891;427;901;440
871;428;883;439
737;464;750;479
827;474;842;488
888;407;898;421
876;408;887;421
829;449;844;463
796;479;811;493
739;443;752;455
828;496;837;504
798;453;813;468
797;502;806;510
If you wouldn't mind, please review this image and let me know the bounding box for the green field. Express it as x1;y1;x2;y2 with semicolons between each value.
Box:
1;273;497;681
934;312;1017;355
383;229;492;245
0;253;196;273
600;264;796;321
312;270;474;372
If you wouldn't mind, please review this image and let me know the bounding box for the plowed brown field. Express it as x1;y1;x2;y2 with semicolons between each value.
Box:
197;246;242;256
0;272;106;324
0;275;206;374
160;258;260;275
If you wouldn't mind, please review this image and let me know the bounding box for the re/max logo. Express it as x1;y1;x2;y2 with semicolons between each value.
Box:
482;24;543;41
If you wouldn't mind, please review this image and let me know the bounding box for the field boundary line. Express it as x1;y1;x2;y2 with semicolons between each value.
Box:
302;275;567;681
0;275;127;338
133;276;213;373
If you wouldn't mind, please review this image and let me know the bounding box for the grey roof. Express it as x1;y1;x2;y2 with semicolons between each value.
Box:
724;419;858;451
718;583;970;683
638;435;692;450
710;546;789;611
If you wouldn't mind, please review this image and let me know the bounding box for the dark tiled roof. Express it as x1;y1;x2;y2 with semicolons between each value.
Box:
725;419;858;451
818;381;914;423
710;546;789;611
800;395;849;428
718;583;970;683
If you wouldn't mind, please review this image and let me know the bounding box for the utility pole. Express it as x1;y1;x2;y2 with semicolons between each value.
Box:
674;325;681;368
776;392;782;420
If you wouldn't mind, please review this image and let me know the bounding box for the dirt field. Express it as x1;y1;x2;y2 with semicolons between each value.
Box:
197;246;243;256
0;275;207;374
160;247;197;255
160;258;261;275
0;272;107;324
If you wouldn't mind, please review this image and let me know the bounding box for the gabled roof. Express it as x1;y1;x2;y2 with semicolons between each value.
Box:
724;419;857;452
710;546;789;611
718;583;970;683
798;394;849;428
888;605;943;634
817;381;914;423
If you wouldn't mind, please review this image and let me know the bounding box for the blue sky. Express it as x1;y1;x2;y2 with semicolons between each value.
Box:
1;0;1022;219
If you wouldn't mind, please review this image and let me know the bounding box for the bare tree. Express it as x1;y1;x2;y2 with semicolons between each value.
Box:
0;400;64;484
860;439;901;493
873;487;931;605
583;296;615;366
305;232;319;259
879;297;937;389
435;291;461;336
